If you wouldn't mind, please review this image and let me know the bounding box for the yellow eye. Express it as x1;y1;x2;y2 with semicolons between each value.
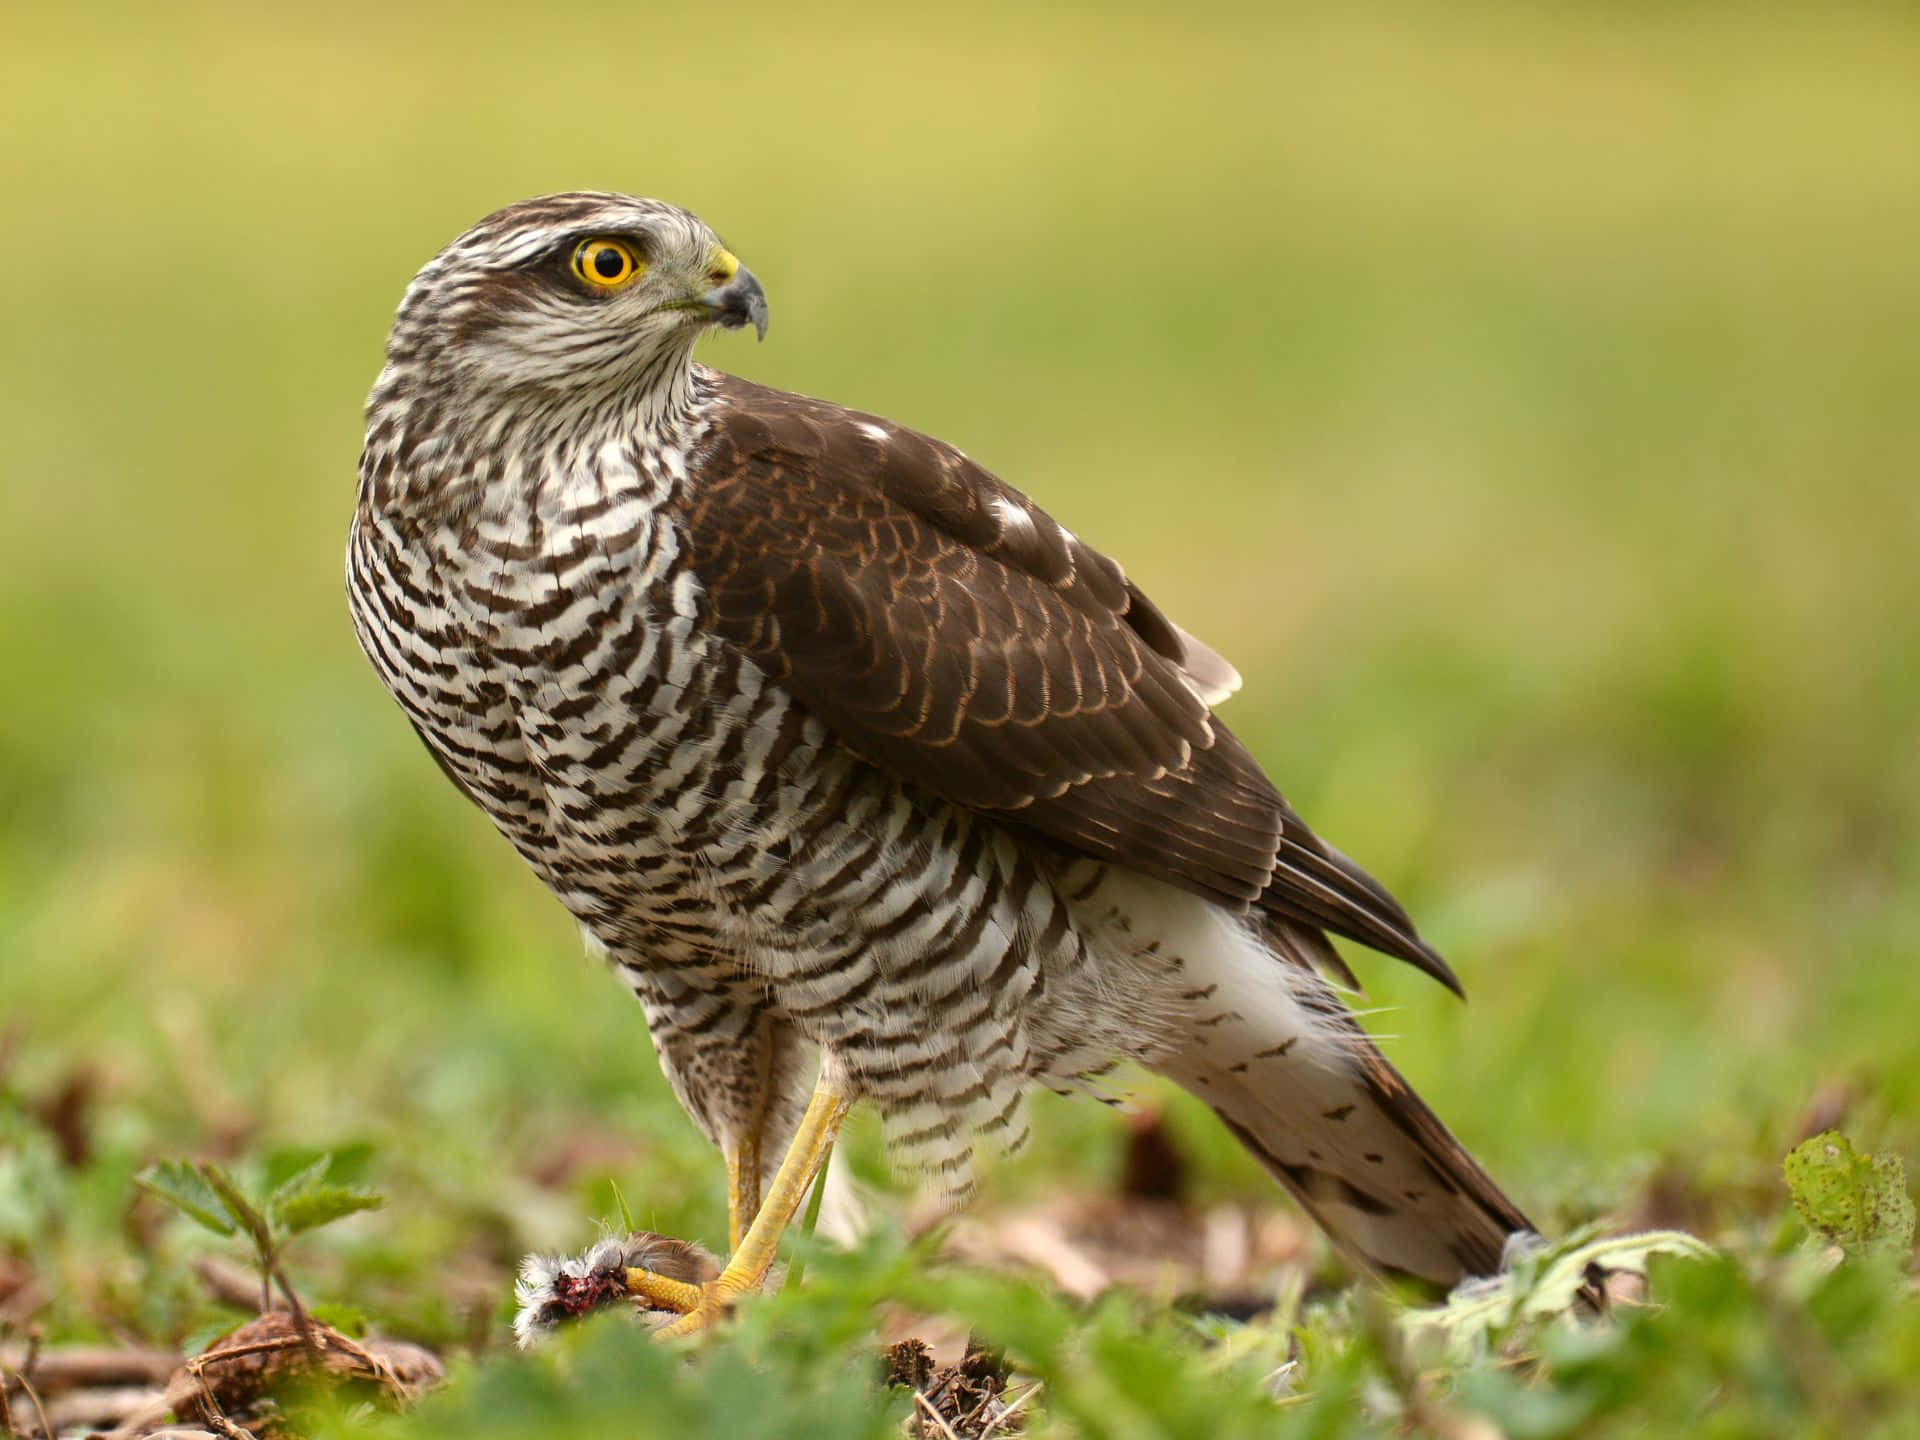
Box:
572;238;643;289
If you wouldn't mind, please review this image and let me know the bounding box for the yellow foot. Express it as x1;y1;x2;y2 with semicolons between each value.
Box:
625;1268;755;1339
623;1264;708;1315
628;1070;854;1343
514;1233;721;1346
657;1301;727;1339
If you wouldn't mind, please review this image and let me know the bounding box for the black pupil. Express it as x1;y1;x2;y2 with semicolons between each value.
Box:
591;246;627;279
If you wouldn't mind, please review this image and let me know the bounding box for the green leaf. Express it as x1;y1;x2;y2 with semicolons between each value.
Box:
1520;1228;1718;1319
320;1141;377;1187
197;1162;274;1255
1399;1227;1716;1364
264;1146;332;1193
608;1178;636;1237
135;1159;238;1237
272;1182;384;1236
1785;1131;1916;1256
269;1153;333;1207
265;1142;376;1192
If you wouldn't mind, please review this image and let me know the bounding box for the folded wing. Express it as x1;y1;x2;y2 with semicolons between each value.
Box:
677;373;1459;993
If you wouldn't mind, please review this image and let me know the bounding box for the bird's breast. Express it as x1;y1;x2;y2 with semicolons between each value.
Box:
352;463;844;946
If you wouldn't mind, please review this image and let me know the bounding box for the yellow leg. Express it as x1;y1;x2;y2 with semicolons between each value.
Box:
726;1128;763;1253
629;1069;853;1340
626;1109;765;1310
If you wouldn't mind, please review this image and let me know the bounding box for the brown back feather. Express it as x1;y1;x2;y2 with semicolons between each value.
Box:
680;373;1461;992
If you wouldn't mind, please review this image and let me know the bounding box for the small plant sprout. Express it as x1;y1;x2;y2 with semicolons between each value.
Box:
136;1148;384;1330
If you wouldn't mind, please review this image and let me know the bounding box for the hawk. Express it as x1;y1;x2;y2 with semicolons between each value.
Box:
347;192;1536;1335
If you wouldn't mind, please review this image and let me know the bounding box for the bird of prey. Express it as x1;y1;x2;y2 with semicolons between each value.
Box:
347;192;1536;1336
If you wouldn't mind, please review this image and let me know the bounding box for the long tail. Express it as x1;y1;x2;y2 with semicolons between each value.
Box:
1141;905;1533;1289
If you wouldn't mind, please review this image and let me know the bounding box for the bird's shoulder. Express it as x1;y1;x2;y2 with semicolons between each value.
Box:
685;367;1239;703
694;371;1112;585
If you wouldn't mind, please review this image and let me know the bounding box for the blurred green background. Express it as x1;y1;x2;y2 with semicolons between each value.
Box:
2;0;1916;1349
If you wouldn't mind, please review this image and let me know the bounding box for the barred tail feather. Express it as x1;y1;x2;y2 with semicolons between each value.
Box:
1128;889;1533;1289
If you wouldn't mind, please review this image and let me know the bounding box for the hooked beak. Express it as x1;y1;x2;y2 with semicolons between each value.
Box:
697;250;769;341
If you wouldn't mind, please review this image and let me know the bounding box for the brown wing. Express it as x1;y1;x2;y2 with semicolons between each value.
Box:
680;372;1460;993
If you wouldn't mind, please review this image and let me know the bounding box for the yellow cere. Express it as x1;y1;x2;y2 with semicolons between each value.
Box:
572;238;643;289
708;248;740;285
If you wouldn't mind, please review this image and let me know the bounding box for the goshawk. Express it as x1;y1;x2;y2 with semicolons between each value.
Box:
347;192;1534;1335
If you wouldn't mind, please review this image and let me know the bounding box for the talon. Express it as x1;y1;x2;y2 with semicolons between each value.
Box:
655;1291;733;1339
644;1272;767;1338
624;1265;707;1315
514;1232;721;1347
514;1072;851;1347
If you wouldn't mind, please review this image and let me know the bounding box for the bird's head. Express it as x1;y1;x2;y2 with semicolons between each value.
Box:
373;192;766;426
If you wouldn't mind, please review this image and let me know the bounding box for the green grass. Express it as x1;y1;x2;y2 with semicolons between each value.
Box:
2;2;1917;1434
